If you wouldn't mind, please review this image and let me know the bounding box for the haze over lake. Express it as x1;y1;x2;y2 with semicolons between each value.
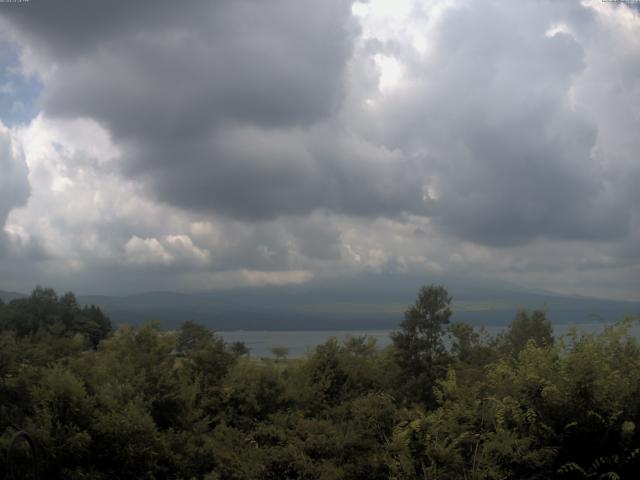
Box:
219;322;640;358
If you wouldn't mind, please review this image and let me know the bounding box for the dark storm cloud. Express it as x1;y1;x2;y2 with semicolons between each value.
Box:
2;0;430;220
138;127;426;219
2;0;193;59
38;1;355;133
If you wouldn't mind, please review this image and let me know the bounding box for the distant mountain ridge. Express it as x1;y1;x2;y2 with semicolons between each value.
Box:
78;276;640;331
3;278;639;331
0;290;26;303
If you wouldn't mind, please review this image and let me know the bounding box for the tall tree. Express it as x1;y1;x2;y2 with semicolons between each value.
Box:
391;285;452;405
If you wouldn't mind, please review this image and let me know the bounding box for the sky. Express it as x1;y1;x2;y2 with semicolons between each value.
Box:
0;0;638;300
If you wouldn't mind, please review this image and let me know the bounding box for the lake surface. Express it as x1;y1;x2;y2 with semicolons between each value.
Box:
219;322;637;358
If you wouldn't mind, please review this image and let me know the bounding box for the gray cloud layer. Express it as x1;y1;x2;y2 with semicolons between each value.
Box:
1;0;639;297
3;0;636;233
3;0;429;221
362;1;636;246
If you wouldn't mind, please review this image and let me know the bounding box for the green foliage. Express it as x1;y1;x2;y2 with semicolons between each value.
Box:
271;346;289;362
229;340;251;357
497;309;554;356
391;285;452;405
220;360;290;430
0;286;112;350
1;286;639;479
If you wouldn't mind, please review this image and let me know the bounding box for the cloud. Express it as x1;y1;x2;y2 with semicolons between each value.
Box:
5;0;635;235
124;234;210;267
355;0;638;246
0;121;29;253
124;236;173;266
179;269;314;291
3;0;421;222
0;0;639;299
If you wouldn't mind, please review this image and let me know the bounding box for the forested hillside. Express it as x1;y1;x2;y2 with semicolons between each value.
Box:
1;286;639;479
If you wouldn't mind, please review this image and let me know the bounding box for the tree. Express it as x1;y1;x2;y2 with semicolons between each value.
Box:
271;346;289;363
176;320;214;354
0;287;111;350
229;341;250;357
391;285;452;405
499;309;553;355
79;304;112;347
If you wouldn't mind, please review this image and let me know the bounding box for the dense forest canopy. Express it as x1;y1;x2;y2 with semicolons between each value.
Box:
1;286;639;479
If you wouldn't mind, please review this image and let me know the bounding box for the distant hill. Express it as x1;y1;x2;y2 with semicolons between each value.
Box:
4;276;638;331
71;275;640;331
0;290;26;303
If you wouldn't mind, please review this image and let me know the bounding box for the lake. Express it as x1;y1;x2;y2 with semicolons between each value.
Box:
219;322;637;358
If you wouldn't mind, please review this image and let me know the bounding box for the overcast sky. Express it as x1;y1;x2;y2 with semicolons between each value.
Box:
0;0;638;300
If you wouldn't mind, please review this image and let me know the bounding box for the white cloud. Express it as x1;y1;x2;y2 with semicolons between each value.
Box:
0;120;30;251
125;236;172;266
179;269;314;291
165;235;211;266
